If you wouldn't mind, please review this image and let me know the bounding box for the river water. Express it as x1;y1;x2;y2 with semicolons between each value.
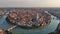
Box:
0;11;60;34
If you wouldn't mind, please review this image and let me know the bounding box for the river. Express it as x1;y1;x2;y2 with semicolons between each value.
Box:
0;11;60;34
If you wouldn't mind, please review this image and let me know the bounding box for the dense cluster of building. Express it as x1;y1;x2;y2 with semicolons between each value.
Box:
7;9;51;28
0;9;7;17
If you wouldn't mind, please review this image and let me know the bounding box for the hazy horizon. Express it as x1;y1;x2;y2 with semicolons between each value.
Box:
0;0;60;7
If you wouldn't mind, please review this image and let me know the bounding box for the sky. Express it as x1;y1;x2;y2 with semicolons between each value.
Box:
0;0;60;7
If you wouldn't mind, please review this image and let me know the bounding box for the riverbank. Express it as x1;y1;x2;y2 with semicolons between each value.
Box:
48;11;60;19
49;23;60;34
0;9;7;18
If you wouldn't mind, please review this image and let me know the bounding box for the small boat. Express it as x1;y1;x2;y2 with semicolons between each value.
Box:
7;25;17;31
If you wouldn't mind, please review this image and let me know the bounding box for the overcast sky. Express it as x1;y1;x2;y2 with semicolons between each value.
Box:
0;0;60;7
